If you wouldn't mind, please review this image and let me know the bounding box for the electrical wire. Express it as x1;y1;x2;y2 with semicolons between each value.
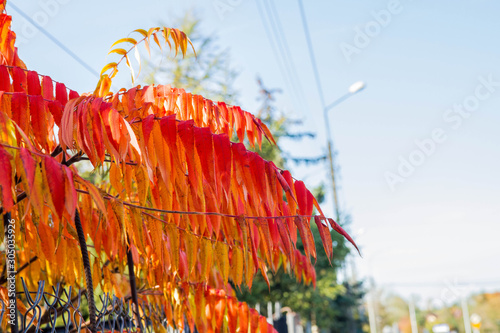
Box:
7;2;100;78
256;0;308;116
266;0;309;114
297;0;326;109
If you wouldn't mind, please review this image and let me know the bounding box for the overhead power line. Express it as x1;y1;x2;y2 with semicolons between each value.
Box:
266;0;308;113
256;0;308;116
380;279;500;288
297;0;326;109
296;0;345;217
7;2;100;78
255;0;293;99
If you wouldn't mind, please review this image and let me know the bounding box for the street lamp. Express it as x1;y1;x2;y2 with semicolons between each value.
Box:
323;81;365;223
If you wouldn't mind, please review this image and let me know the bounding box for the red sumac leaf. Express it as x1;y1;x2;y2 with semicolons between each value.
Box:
29;95;48;149
328;218;361;256
43;156;65;219
314;216;333;263
27;70;41;95
0;145;13;212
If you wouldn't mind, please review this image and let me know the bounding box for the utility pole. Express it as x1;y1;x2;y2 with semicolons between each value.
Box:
322;81;365;224
367;278;378;333
461;295;472;333
295;4;366;333
409;297;418;333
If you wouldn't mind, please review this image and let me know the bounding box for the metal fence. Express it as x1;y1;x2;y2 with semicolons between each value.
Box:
0;278;170;333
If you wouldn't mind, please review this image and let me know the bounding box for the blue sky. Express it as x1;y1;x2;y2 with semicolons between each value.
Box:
8;0;500;305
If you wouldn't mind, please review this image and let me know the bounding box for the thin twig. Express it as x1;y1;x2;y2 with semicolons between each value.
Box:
2;65;77;93
0;256;38;285
74;188;321;221
0;146;82;215
79;156;138;166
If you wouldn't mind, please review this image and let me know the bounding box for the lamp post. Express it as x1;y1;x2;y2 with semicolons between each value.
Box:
323;81;365;223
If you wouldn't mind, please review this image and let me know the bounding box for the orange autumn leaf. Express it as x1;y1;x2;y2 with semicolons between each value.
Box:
0;3;360;332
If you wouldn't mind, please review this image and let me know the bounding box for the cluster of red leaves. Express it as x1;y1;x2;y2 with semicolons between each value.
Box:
0;2;358;332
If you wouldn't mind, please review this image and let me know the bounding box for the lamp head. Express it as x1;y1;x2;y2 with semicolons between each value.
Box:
348;81;366;94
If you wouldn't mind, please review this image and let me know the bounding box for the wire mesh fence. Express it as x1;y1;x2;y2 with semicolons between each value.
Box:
0;278;172;333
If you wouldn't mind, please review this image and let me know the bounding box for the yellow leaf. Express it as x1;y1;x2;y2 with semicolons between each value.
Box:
129;207;146;254
92;259;101;289
166;223;179;272
78;177;107;216
125;54;135;82
231;246;244;287
245;251;255;289
153;122;170;184
100;62;118;76
152;32;162;49
97;74;112;97
109;162;124;195
109;198;125;243
200;238;213;282
134;46;142;77
216;242;229;285
144;39;151;57
134;166;149;206
37;222;55;262
110;37;137;48
147;216;163;267
123;164;133;199
237;217;249;274
257;223;273;267
108;48;127;56
147;27;158;38
162;28;173;53
134;29;148;37
65;220;79;240
183;231;198;275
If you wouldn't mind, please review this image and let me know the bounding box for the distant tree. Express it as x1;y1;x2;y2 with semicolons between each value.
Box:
373;291;434;333
428;292;500;333
470;292;500;332
375;293;413;332
252;77;323;168
143;12;238;104
237;78;366;333
0;3;357;332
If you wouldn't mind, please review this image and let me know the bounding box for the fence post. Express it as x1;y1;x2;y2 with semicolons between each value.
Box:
3;212;18;333
127;236;143;332
74;209;97;333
